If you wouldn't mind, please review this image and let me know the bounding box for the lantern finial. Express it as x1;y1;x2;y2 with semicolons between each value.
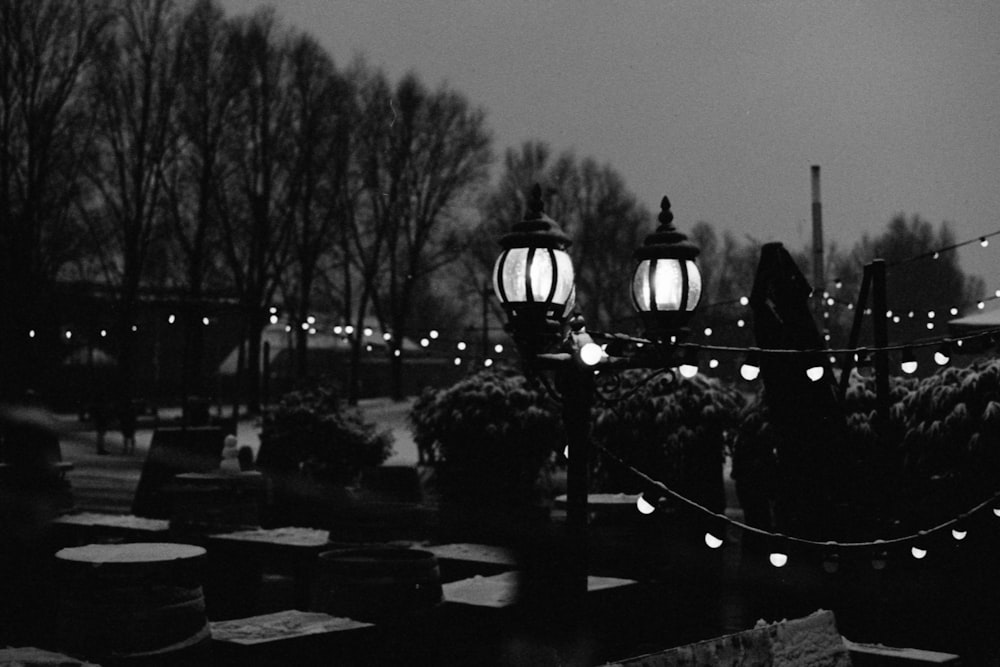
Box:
658;196;673;226
499;183;571;250
526;184;545;221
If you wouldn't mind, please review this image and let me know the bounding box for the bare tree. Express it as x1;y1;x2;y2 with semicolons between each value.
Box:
279;32;353;380
357;71;492;400
0;0;112;399
78;0;181;403
476;141;650;333
162;0;240;399
215;7;294;413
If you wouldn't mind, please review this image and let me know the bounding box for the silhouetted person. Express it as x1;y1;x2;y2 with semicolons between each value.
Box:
119;402;136;455
92;402;110;455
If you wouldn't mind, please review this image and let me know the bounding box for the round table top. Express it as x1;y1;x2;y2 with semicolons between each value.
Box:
55;542;206;564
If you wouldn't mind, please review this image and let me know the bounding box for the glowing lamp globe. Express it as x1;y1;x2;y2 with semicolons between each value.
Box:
493;185;575;351
631;197;702;341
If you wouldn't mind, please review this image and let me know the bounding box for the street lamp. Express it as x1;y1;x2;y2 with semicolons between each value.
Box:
493;184;576;355
493;184;702;599
631;196;702;342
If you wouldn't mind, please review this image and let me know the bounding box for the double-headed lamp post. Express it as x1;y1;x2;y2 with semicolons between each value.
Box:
493;184;702;597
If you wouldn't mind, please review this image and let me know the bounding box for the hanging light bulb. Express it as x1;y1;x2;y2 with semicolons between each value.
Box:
769;552;788;568
579;341;604;366
911;546;928;560
951;527;967;541
981;237;989;248
708;358;719;369
636;494;656;515
563;444;570;459
740;349;761;381
901;348;918;374
739;295;749;306
678;347;699;379
934;341;952;366
806;364;825;382
704;532;724;549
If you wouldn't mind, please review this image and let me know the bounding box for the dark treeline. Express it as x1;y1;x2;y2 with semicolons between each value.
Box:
1;0;494;407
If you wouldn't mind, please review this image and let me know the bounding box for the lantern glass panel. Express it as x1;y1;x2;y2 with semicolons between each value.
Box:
652;259;683;311
528;250;554;301
685;260;702;311
494;247;575;306
494;248;528;302
552;249;575;305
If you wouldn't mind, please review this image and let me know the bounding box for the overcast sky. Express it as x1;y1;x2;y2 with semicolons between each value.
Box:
220;0;1000;301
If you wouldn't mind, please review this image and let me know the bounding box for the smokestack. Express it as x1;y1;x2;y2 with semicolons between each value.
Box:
811;165;824;293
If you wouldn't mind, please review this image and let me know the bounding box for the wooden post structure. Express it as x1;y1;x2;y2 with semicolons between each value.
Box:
838;264;873;401
482;282;491;365
871;259;890;422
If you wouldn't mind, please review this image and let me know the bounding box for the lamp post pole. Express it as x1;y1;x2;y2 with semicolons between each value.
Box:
493;185;702;601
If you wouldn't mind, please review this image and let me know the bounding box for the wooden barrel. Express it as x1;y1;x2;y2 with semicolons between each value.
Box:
167;471;264;534
312;547;442;623
54;542;210;665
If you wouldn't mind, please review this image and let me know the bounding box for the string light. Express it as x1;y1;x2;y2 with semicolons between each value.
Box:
981;237;989;248
769;552;788;568
901;348;918;374
636;494;656;515
363;327;373;337
167;314;176;324
806;364;824;382
704;532;724;549
494;344;504;354
457;341;467;351
420;338;430;347
740;350;761;381
345;325;355;335
678;348;699;379
952;528;967;541
934;342;952;366
333;325;343;335
429;330;439;339
911;546;928;560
